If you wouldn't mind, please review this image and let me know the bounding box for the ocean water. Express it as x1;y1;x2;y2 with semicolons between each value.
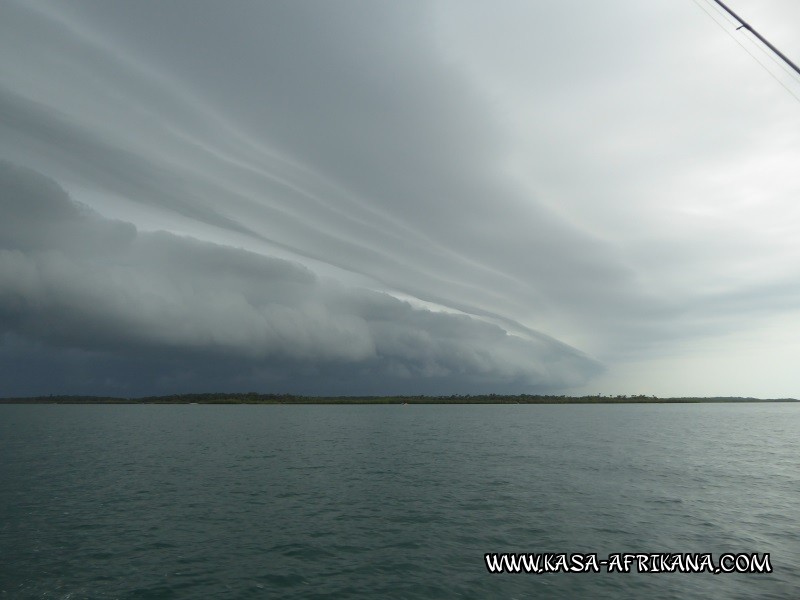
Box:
0;403;797;599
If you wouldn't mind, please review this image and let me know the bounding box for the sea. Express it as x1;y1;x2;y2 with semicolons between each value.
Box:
0;403;797;599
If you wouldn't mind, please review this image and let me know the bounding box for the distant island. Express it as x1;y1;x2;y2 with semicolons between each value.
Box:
0;393;797;404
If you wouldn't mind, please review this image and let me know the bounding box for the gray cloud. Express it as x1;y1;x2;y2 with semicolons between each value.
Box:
1;0;799;397
0;1;646;320
0;162;600;395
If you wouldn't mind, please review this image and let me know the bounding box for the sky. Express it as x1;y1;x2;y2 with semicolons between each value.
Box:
1;0;799;398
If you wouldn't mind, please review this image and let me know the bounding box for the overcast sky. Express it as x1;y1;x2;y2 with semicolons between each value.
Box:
1;0;799;398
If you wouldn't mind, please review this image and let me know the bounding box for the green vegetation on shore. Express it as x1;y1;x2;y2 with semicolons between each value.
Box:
0;393;796;404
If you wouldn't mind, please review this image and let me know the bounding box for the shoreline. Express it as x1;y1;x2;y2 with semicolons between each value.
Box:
0;394;797;405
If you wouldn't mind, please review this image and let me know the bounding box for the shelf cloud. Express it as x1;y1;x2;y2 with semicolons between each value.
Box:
1;0;799;397
0;162;600;395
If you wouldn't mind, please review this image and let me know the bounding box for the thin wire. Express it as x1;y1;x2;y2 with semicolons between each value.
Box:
745;30;800;83
693;0;800;102
696;0;800;84
691;0;800;104
697;0;738;28
702;0;800;83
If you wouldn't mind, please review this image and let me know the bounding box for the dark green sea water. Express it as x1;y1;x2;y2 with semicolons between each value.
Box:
1;403;797;599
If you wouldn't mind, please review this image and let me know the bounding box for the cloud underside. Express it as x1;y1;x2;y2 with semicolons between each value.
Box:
0;163;601;396
4;0;798;398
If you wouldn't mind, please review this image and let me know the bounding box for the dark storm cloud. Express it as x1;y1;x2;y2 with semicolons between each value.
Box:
0;85;255;237
0;163;600;395
2;0;799;397
0;0;642;326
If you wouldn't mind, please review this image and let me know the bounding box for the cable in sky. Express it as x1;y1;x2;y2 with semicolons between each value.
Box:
692;0;800;104
710;0;800;77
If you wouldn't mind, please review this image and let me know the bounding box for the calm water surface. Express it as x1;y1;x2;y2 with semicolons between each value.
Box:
0;403;798;599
